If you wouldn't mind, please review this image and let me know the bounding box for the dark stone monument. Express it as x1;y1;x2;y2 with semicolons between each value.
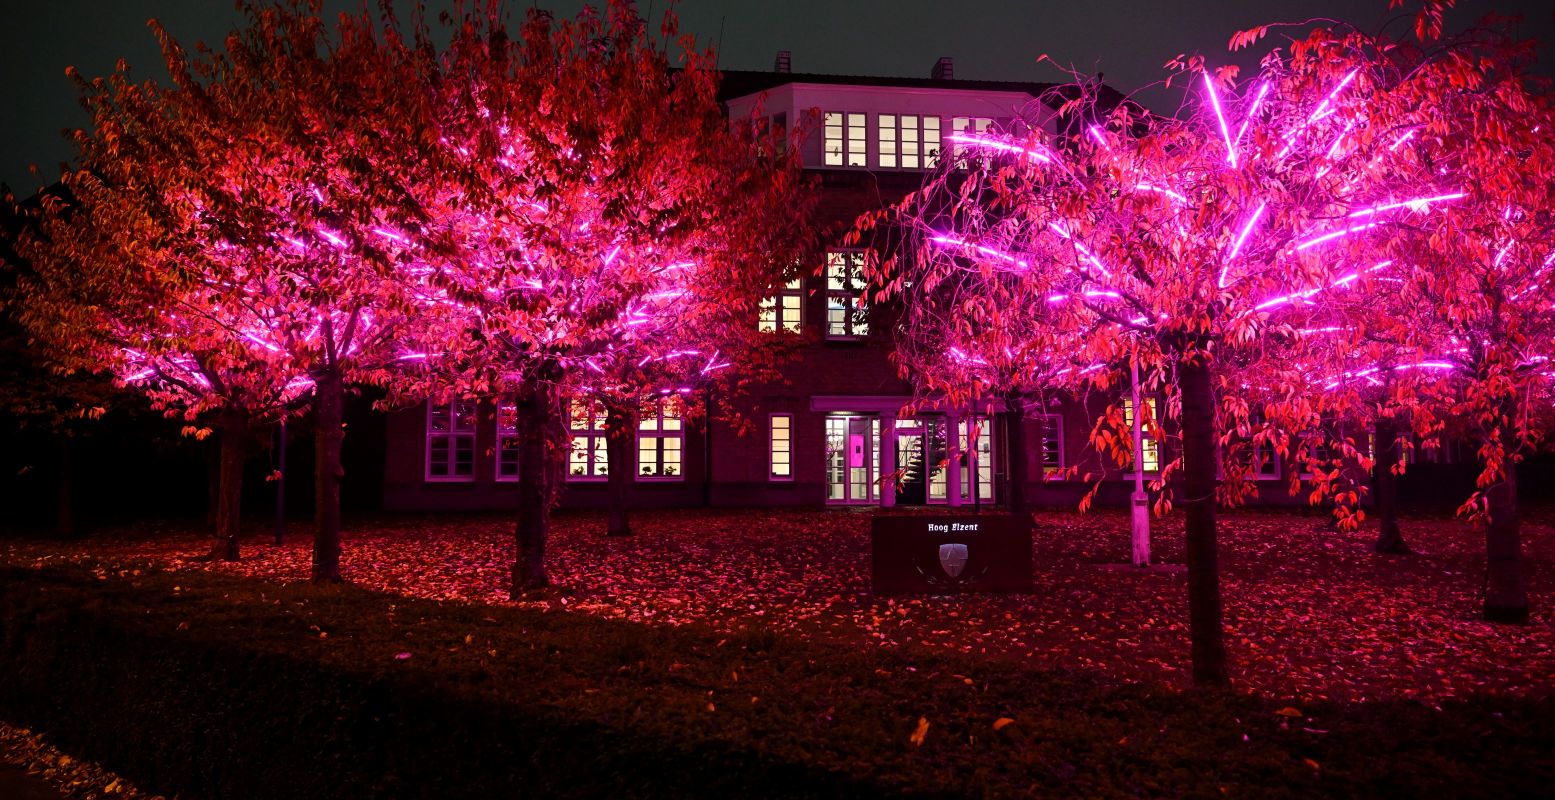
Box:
870;515;1032;594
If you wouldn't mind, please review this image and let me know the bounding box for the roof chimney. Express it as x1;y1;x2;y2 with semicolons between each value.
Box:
931;56;953;81
774;50;791;73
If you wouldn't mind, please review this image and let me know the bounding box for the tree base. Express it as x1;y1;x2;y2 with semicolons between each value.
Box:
1373;539;1411;556
509;584;552;602
1191;671;1231;689
605;528;634;538
1483;603;1530;625
193;547;240;563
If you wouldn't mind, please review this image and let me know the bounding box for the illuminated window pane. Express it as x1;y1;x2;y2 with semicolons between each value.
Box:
770;414;793;480
758;275;804;333
567;399;608;480
637;397;684;479
825;250;869;338
1040;414;1063;474
1122;398;1161;473
496;399;520;481
427;402;476;481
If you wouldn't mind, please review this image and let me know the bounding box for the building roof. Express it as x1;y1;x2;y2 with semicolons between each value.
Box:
715;69;1061;104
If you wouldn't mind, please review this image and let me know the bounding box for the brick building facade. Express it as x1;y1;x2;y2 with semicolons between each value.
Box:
379;58;1461;513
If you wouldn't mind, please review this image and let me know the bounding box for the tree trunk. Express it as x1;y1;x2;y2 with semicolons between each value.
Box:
1484;425;1528;623
1179;353;1229;687
1372;416;1409;554
274;417;287;547
513;374;554;594
1003;394;1029;525
605;401;634;537
312;369;344;582
211;407;248;561
56;437;76;538
206;437;221;527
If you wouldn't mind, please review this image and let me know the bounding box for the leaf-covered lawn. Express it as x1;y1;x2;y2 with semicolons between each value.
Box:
6;507;1551;703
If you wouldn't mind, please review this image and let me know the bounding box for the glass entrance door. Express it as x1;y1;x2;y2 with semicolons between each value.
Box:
894;418;927;505
825;415;878;504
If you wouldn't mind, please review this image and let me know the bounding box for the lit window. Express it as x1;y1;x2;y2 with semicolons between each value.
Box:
825;250;869;339
1298;433;1329;480
1040;414;1064;475
951;116;994;159
770;414;793;480
959;416;995;502
567;398;609;480
637;397;683;480
878;114;941;169
495;399;520;481
1367;430;1412;466
823;111;868;167
1250;419;1281;480
426;401;476;481
1121;397;1160;473
759;277;803;333
1250;442;1281;479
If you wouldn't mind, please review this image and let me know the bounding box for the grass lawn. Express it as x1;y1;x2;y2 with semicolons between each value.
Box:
1;507;1552;797
5;506;1551;703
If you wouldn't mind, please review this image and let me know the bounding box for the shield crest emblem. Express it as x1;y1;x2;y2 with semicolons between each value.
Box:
938;543;969;578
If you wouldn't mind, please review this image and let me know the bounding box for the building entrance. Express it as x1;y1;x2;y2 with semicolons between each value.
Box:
824;415;879;504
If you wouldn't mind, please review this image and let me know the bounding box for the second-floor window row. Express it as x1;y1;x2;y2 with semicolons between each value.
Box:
824;112;999;171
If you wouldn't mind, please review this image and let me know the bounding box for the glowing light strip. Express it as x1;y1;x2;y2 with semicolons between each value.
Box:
1047;222;1113;278
1293;222;1379;252
1219;202;1267;287
1253;260;1391;311
929;234;1031;269
1203;72;1237;167
1347;192;1465;218
1278;68;1359;158
1134;183;1189;204
944;133;1052;163
1233;82;1269;149
1494;243;1513;268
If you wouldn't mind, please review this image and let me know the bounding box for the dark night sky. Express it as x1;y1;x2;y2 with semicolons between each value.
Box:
3;0;1552;193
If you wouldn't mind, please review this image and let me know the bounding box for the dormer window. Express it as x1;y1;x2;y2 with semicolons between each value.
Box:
951;117;995;159
878;114;941;169
823;112;867;167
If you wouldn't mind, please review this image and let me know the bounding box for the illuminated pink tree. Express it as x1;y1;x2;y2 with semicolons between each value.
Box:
877;19;1477;683
1342;27;1555;621
15;2;433;577
862;210;1088;520
10;179;298;559
398;3;814;594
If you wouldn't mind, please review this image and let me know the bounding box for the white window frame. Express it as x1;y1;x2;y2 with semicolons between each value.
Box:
495;398;520;482
825;250;870;340
1122;397;1161;475
951;116;994;159
877;113;941;170
769;413;794;481
636;397;684;481
1298;433;1329;480
567;398;609;481
1039;413;1065;475
959;415;996;503
823;111;868;167
425;401;477;482
1251;438;1282;480
759;277;804;334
